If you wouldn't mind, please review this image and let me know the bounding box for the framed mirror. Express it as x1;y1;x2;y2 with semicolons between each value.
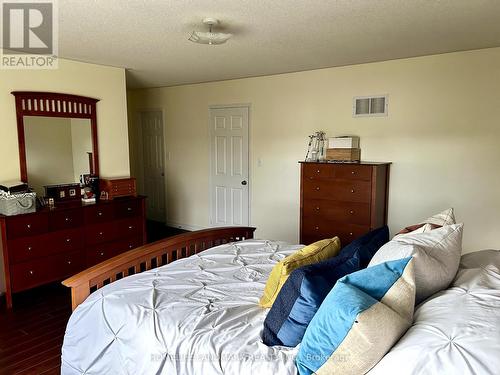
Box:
12;91;100;196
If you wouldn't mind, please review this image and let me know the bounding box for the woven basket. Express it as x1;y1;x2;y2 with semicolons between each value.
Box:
0;191;37;216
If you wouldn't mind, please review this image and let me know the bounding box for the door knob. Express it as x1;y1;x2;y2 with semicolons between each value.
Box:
241;180;247;185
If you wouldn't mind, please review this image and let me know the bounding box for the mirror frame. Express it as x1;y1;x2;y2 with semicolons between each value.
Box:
12;91;100;183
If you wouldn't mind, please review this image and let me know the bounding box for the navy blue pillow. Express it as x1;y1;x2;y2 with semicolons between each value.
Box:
338;225;389;268
262;226;389;347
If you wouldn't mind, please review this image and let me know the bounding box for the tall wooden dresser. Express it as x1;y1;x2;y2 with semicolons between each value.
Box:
0;196;146;308
300;162;390;245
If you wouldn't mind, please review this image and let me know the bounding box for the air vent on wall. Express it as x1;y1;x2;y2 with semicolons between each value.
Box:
353;95;388;117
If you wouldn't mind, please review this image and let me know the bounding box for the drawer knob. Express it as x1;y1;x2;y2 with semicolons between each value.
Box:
127;207;132;211
65;217;71;222
316;187;320;191
315;226;319;230
349;232;353;236
98;212;103;216
315;207;320;211
66;238;71;243
27;246;32;251
26;224;31;229
99;231;103;236
316;169;320;173
349;210;354;215
128;244;133;249
128;225;134;230
67;260;72;265
100;251;105;256
29;270;34;275
350;189;355;193
351;171;356;175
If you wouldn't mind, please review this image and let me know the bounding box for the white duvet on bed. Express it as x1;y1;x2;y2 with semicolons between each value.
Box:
62;239;500;375
62;240;301;375
369;249;500;375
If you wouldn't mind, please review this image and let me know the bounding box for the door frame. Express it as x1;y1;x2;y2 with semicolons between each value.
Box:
136;108;167;222
208;103;252;227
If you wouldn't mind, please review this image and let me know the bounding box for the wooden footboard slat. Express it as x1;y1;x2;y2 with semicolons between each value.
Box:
63;226;256;310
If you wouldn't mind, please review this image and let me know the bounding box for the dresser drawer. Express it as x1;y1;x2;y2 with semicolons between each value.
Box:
302;200;371;225
8;234;50;263
6;213;49;239
302;163;333;180
303;180;371;203
333;165;372;181
86;242;121;266
112;236;143;254
8;228;83;263
100;178;137;200
51;228;84;253
114;199;141;218
84;205;114;224
10;250;84;292
49;208;83;230
111;179;135;193
86;236;143;266
302;220;370;246
113;186;135;196
85;222;117;245
116;217;142;238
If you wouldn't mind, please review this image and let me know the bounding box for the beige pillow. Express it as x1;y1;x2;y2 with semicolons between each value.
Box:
369;223;463;304
424;208;455;226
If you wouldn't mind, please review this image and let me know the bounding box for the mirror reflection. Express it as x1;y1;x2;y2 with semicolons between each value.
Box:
24;116;92;196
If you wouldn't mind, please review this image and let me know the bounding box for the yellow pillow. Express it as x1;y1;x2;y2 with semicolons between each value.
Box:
259;237;341;308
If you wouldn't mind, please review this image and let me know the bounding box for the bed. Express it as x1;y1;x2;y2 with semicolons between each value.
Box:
61;227;500;375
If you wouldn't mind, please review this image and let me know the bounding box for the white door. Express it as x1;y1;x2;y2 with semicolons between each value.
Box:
209;106;249;226
140;111;166;222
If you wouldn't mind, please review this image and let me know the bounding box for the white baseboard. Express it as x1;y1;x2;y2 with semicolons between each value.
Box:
166;221;206;232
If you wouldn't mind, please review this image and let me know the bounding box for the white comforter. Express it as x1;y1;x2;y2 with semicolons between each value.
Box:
62;240;500;375
62;240;301;375
369;249;500;375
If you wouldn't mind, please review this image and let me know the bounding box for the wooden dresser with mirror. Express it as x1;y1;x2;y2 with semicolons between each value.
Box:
0;92;146;308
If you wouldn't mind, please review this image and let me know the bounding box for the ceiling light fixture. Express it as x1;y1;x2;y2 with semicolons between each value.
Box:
188;18;232;45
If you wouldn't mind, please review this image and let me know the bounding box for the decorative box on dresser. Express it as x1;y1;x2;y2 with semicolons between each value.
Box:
300;162;390;245
0;196;146;308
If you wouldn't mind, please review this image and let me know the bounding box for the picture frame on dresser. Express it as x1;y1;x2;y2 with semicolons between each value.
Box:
0;92;147;309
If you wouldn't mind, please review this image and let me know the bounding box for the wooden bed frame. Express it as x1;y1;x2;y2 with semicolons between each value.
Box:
62;226;256;310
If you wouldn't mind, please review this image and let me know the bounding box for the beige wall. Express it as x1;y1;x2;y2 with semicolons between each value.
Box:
24;116;75;196
71;118;93;182
23;117;92;195
0;58;130;294
128;47;500;254
0;58;129;180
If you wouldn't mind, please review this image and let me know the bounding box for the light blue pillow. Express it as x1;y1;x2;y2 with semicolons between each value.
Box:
262;226;389;347
296;257;415;375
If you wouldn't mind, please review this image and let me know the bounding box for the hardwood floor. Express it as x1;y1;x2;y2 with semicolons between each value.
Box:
0;223;188;374
146;220;187;242
0;283;70;375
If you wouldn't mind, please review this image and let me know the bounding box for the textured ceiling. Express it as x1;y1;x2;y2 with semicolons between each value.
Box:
58;0;500;88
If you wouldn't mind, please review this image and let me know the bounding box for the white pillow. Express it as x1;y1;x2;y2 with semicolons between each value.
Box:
394;208;455;237
369;223;463;304
424;208;455;226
